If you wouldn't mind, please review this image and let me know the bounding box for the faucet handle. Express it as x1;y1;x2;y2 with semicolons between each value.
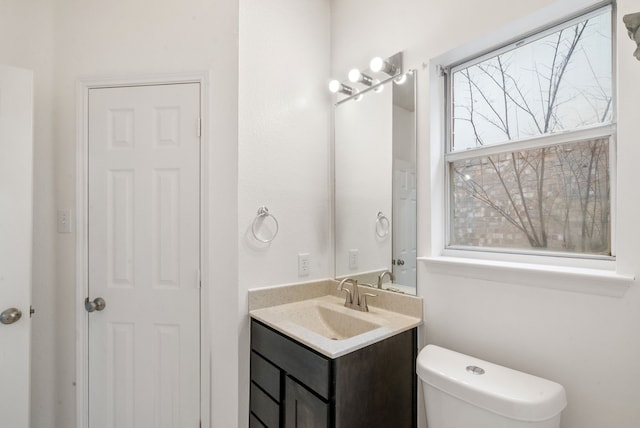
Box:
337;278;355;304
360;292;377;311
339;287;352;304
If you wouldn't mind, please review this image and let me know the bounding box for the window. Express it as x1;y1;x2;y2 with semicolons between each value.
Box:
445;5;614;258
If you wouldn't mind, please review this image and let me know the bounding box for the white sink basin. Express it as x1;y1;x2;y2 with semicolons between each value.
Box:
249;294;422;358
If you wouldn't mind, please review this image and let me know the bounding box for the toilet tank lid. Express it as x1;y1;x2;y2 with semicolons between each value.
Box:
417;345;567;422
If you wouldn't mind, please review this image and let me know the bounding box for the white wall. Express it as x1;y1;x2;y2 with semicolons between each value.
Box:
238;0;331;425
331;0;640;427
239;0;331;289
1;0;241;426
53;1;241;425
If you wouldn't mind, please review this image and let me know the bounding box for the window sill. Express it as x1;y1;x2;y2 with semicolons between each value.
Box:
419;256;634;297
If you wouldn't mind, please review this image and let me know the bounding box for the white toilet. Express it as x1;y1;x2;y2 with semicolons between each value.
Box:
417;345;567;428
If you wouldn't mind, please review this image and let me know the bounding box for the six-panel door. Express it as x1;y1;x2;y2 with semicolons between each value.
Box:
87;83;201;428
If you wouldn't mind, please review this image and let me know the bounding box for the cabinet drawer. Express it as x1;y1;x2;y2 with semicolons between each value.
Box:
251;320;331;399
249;412;267;428
251;351;281;402
250;382;280;428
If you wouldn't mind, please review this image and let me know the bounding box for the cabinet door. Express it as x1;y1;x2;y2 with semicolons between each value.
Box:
284;376;329;428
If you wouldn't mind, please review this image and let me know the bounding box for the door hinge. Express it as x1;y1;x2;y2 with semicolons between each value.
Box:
196;117;202;138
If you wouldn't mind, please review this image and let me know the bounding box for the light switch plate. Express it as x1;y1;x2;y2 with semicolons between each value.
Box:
57;209;72;234
298;253;310;276
349;249;359;270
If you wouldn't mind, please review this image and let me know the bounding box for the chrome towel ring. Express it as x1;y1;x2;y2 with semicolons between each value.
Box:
252;206;279;243
376;211;390;238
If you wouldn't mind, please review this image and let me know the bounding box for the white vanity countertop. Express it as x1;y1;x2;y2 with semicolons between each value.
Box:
248;281;423;358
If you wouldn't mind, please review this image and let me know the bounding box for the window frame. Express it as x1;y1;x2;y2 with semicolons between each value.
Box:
422;0;633;296
443;3;616;260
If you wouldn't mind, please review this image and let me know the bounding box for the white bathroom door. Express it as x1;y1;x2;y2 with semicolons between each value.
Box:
0;65;33;426
392;161;417;288
87;83;201;428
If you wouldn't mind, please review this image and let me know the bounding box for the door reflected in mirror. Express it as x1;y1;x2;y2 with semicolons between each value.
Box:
334;71;416;294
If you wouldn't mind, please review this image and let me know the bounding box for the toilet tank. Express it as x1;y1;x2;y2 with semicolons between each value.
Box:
417;345;567;428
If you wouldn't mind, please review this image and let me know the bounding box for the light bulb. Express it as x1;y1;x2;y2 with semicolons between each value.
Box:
328;80;341;93
370;56;399;76
370;57;384;73
328;80;355;96
349;68;363;83
394;73;407;85
348;68;373;86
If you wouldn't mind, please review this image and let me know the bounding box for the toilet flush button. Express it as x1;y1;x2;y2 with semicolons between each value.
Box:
466;365;485;375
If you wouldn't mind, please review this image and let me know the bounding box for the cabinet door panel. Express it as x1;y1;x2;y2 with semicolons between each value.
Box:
334;329;416;428
284;376;329;428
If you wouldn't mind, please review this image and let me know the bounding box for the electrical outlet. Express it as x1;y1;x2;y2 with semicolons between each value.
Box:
57;209;72;234
298;253;310;276
349;249;359;270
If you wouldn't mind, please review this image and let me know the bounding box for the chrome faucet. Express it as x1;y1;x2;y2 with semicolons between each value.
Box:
337;278;376;312
377;270;395;289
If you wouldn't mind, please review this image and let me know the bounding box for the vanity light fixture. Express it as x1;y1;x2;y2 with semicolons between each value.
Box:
329;79;356;95
330;53;403;101
348;68;374;86
370;56;399;76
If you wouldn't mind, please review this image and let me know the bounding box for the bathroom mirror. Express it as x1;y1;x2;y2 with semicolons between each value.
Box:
334;71;416;293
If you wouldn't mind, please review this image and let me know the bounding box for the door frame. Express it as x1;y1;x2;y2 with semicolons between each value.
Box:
75;72;211;428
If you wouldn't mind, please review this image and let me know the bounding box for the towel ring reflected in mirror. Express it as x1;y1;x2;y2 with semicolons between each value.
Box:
375;211;390;238
252;206;279;243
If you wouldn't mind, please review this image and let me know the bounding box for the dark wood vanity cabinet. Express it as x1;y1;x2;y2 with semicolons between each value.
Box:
249;319;417;428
